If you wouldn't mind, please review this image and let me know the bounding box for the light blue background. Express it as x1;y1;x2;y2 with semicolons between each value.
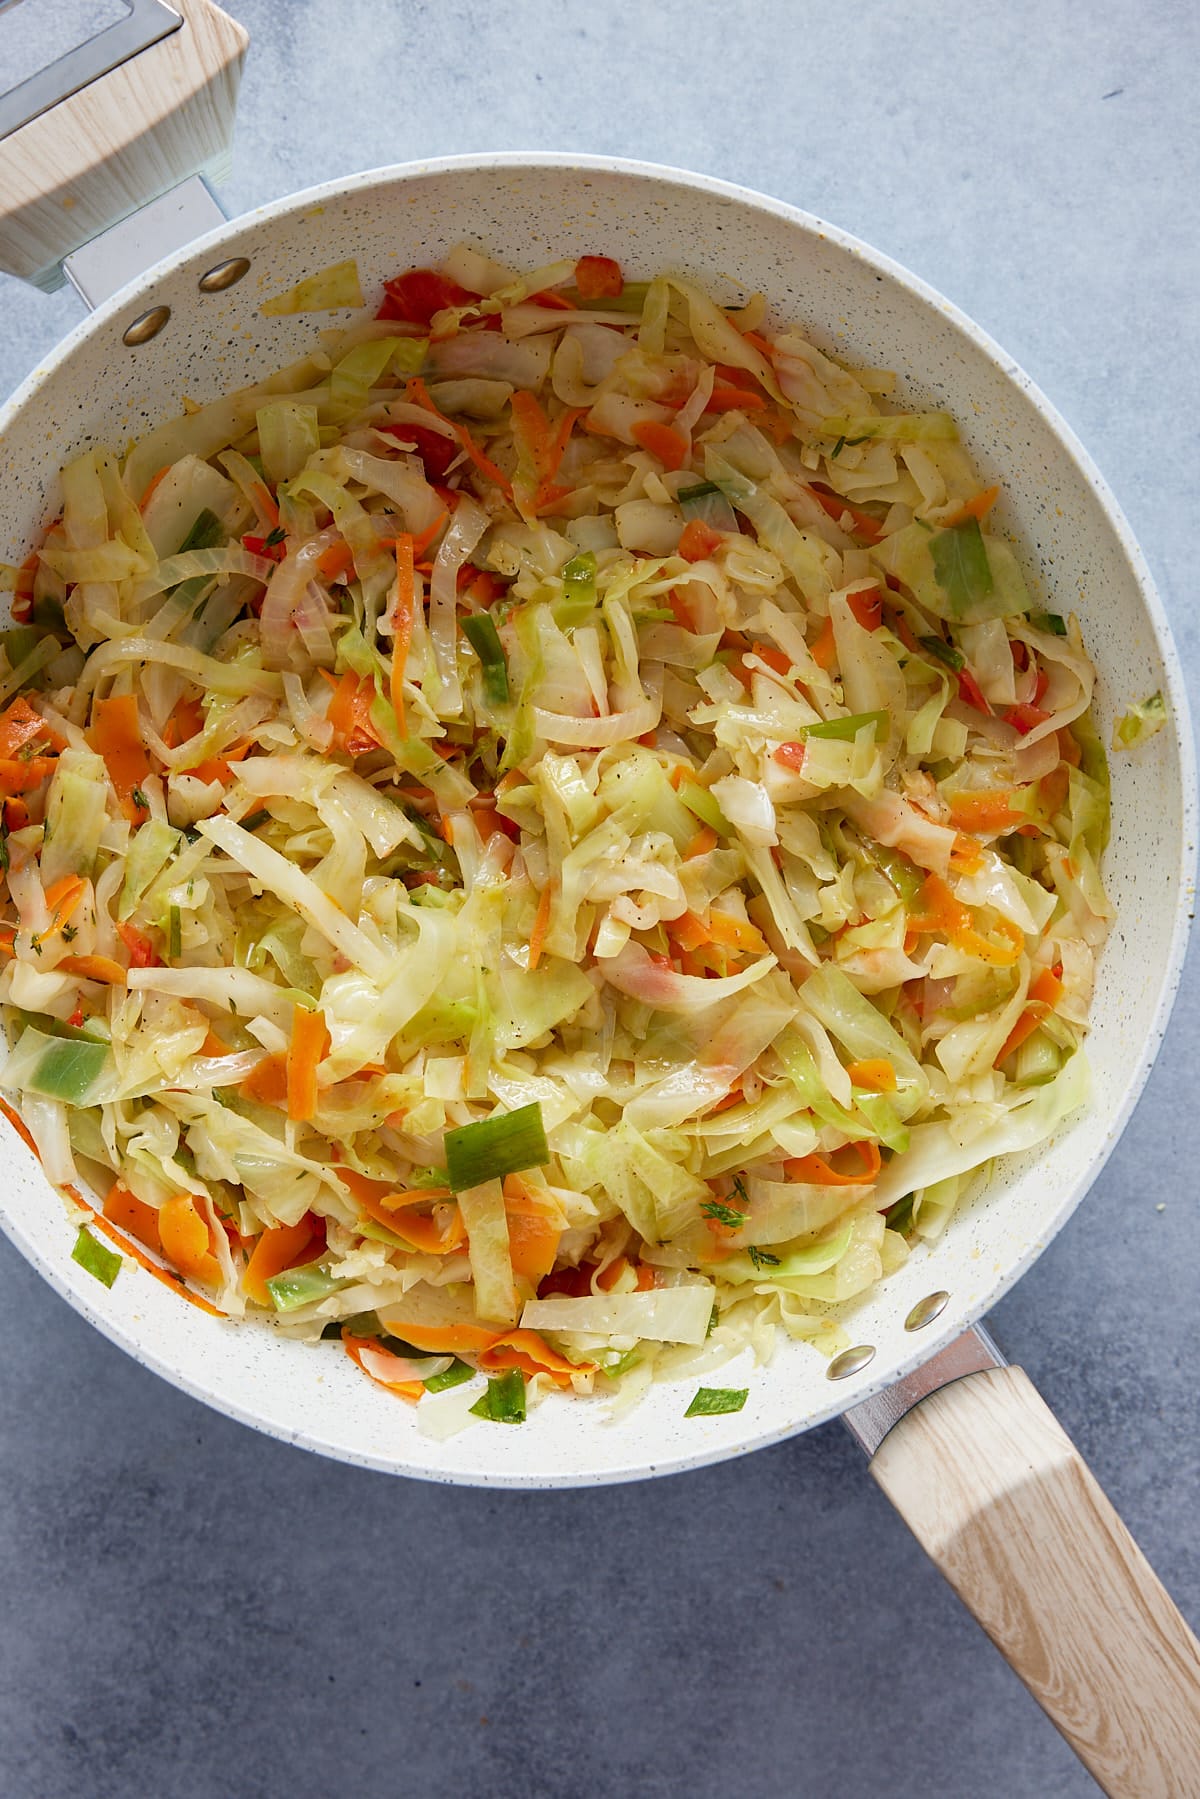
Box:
1;4;1196;1794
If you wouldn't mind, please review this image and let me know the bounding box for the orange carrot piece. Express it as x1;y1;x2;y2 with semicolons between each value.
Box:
342;1336;424;1402
138;465;171;511
846;584;883;631
773;741;806;773
708;910;768;953
58;954;127;986
785;1140;882;1186
810;614;837;670
846;1058;897;1093
677;519;724;563
630;419;690;470
947;790;1025;832
316;539;356;583
87;694;152;823
78;1199;224;1316
103;1179;161;1252
37;875;87;943
0;755;58;795
943;484;1000;527
479;1328;591;1387
528;883;553;972
286;1006;329;1122
326;672;381;754
503;1176;562;1283
240;1052;290;1107
158;1193;221;1285
670;910;713;952
574;255;623;299
407;377;513;498
0;696;65;759
684;824;718;859
243;1219;319;1306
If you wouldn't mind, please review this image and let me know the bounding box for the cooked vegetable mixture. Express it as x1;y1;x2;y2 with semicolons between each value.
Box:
0;246;1112;1428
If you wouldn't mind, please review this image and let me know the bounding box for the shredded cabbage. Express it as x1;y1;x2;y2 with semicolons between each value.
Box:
0;247;1109;1421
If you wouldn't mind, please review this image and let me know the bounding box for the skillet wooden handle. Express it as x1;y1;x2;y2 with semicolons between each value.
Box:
0;0;247;287
870;1364;1200;1797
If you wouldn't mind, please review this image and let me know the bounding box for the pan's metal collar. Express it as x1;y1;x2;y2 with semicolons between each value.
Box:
842;1323;1006;1459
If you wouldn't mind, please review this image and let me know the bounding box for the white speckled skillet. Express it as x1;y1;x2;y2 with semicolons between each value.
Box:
1;25;1197;1786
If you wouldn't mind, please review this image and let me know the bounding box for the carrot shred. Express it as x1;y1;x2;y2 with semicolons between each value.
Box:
287;1005;329;1122
243;1218;319;1306
785;1140;882;1186
503;1176;562;1283
316;539;356;583
846;584;883;630
574;255;623;300
630;419;690;471
87;694;152;823
684;824;718;859
677;519;723;562
947;790;1025;832
708;910;768;952
0;696;65;760
478;1328;591;1387
773;741;806;773
342;1336;425;1403
670;910;713;952
102;1179;161;1252
810;615;837;670
407;377;513;499
996;967;1066;1065
846;1058;897;1093
240;1051;289;1107
528;882;553;971
58;953;127;986
943;484;1000;527
326;672;381;755
158;1193;221;1285
138;465;171;511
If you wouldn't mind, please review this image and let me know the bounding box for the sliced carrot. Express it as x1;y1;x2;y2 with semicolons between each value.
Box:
943;484;1000;527
326;671;381;755
316;539;356;583
243;1218;319;1306
103;1179;161;1252
76;1199;225;1316
138;465;171;511
810;614;837;670
0;755;58;794
708;910;768;953
678;519;724;562
381;1320;498;1357
684;824;718;859
949;832;985;874
87;694;152;824
784;1140;882;1186
528;882;553;972
58;954;127;986
342;1336;424;1403
35;875;87;945
773;741;806;773
158;1193;221;1285
503;1176;562;1283
0;695;65;760
479;1328;591;1387
670;910;713;952
808;486;885;545
574;255;623;299
410;509;449;559
846;1058;897;1093
705;382;767;414
846;584;883;631
947;790;1025;832
287;1005;329;1123
161;695;204;749
630;419;690;471
240;1051;289;1107
407;377;513;499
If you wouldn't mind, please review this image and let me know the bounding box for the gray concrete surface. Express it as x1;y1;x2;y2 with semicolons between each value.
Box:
0;2;1196;1794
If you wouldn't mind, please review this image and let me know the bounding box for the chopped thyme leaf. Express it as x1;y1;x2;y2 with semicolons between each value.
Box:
748;1246;780;1269
702;1197;748;1228
131;787;149;812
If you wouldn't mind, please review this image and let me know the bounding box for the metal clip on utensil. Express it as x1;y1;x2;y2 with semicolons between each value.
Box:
0;0;246;296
